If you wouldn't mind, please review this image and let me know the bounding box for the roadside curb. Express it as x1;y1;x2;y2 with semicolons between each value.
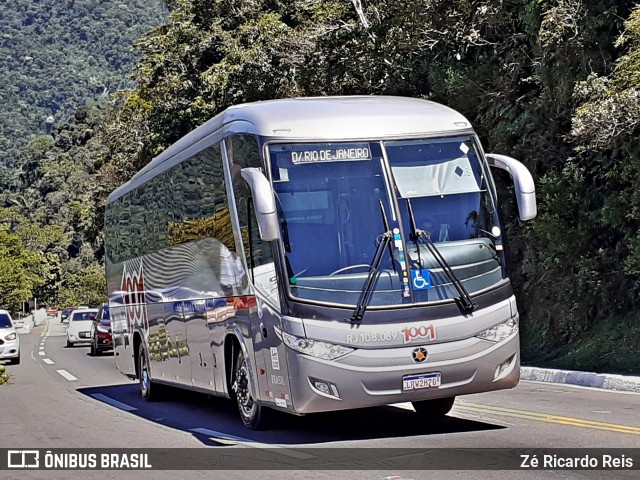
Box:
521;366;640;393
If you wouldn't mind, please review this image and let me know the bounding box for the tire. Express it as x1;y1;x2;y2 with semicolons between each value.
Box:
139;348;161;401
90;341;96;356
10;354;20;365
66;338;72;348
232;349;268;430
412;396;456;418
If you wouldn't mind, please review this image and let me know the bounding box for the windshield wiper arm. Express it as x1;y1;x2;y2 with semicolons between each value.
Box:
407;199;477;314
348;201;394;323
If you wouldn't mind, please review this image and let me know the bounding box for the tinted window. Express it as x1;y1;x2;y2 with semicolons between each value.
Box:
168;144;227;248
107;143;227;263
99;306;110;326
72;311;96;321
0;313;12;328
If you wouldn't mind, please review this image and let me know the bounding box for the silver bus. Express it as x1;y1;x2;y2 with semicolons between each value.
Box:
104;96;536;429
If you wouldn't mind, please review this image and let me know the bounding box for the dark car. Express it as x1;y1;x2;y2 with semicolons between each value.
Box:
60;306;77;322
90;305;112;356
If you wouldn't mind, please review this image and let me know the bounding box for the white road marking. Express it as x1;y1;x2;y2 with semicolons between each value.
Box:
90;393;138;412
189;428;316;459
39;346;45;350
43;359;54;365
38;351;45;356
389;402;415;411
56;369;78;381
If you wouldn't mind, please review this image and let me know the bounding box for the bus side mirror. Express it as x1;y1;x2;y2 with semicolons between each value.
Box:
240;167;281;241
486;153;537;221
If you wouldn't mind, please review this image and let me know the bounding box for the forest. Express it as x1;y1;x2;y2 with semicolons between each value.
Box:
0;0;168;187
1;0;639;374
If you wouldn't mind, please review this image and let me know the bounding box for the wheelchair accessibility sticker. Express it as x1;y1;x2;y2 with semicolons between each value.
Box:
410;269;432;290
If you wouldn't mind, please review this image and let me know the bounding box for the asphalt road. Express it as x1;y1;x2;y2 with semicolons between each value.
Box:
1;317;639;479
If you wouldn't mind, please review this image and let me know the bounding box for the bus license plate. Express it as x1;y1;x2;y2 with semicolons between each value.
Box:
402;373;441;391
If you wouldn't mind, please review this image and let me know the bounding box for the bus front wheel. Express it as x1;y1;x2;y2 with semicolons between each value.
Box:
232;350;267;430
412;396;456;418
139;349;161;401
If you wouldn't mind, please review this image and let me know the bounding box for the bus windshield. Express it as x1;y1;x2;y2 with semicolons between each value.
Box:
268;136;505;307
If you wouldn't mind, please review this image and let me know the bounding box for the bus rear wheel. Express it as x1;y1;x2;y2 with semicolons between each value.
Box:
232;350;267;430
412;396;456;418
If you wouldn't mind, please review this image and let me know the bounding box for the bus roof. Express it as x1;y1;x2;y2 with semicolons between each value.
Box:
107;96;473;203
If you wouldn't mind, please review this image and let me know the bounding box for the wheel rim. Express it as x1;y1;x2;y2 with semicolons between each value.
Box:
140;354;150;396
234;358;255;419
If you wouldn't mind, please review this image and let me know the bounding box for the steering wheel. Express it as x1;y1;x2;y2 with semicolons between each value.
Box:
329;264;370;276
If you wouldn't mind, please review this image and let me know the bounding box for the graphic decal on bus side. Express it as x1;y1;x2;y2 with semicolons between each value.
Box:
121;260;149;332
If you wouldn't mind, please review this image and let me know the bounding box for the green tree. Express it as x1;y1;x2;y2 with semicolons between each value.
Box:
0;208;51;313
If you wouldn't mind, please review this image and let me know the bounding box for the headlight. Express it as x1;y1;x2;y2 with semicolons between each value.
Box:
276;328;354;360
475;318;518;342
5;333;17;341
97;325;110;333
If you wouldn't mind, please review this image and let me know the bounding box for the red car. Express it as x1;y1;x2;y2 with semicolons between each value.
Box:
90;304;112;356
46;306;58;317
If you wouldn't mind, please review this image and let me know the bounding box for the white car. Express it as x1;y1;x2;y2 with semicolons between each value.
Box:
0;309;20;364
66;309;99;347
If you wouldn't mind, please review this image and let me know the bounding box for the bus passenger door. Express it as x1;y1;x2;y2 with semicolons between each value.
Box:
251;305;292;411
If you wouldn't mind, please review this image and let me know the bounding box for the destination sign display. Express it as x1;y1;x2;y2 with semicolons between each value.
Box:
290;143;372;164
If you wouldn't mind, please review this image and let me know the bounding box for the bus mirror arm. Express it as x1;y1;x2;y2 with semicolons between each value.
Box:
240;168;281;241
486;153;537;221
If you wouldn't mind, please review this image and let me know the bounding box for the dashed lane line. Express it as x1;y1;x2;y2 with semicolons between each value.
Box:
56;369;78;382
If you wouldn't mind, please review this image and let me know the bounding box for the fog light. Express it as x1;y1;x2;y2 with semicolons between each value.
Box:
310;378;340;398
494;354;516;381
315;381;330;394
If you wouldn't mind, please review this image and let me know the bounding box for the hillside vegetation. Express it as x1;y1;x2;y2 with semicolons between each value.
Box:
0;0;167;186
2;0;640;374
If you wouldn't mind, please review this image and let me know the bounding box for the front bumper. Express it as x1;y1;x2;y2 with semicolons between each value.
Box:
0;340;20;360
95;334;113;349
285;333;519;414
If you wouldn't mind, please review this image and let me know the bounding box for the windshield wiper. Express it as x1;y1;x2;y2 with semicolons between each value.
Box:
347;201;395;323
407;199;477;314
